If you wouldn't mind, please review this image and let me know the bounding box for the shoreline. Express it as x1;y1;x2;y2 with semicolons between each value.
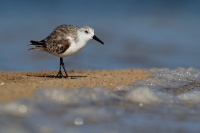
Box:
0;69;151;103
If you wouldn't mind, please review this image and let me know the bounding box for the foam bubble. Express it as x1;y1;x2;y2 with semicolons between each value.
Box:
125;87;161;104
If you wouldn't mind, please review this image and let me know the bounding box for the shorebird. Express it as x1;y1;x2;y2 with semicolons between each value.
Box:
29;24;104;78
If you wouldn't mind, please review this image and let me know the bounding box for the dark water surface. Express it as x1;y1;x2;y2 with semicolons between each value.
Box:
1;0;200;71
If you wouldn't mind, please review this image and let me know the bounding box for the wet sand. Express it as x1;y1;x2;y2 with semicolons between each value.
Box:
0;69;151;103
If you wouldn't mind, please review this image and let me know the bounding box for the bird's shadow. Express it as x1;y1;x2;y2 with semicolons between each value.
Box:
27;74;87;79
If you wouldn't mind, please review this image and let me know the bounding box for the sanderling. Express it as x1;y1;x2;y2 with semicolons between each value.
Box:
29;24;104;78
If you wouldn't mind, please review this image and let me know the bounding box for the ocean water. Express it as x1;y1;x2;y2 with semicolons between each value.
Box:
1;0;200;71
1;68;200;133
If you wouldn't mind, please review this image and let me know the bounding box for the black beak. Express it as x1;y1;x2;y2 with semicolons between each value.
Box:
93;35;104;45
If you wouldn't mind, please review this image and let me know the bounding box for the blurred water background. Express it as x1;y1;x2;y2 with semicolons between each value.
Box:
1;0;200;71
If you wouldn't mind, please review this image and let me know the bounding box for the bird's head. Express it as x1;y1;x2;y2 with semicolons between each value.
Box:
78;26;104;45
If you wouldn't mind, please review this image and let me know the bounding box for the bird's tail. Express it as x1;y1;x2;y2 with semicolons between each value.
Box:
28;40;46;51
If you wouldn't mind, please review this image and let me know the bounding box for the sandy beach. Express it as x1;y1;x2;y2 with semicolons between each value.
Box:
0;69;151;103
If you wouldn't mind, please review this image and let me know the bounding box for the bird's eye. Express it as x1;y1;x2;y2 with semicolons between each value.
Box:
85;30;88;34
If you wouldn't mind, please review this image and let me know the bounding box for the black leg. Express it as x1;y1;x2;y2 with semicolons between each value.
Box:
56;57;63;78
60;57;68;77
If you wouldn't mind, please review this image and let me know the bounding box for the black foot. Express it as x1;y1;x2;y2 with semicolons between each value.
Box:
61;63;68;78
56;57;69;78
56;71;69;78
56;70;63;78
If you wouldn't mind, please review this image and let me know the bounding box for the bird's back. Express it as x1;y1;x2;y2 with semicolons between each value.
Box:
29;25;79;56
45;24;79;43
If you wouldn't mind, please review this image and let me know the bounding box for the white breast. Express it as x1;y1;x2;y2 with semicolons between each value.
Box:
59;39;88;57
58;30;92;57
